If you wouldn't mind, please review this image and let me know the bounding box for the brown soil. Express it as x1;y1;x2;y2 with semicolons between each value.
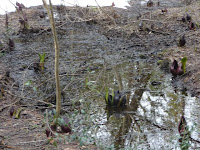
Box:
158;3;200;97
0;1;200;149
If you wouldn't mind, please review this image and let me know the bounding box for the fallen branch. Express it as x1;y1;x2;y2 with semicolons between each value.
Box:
0;98;19;113
150;29;170;35
17;140;47;146
141;18;167;24
2;90;68;113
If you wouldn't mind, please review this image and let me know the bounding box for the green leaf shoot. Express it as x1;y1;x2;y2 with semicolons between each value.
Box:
105;87;109;104
25;80;32;86
85;76;89;89
181;56;187;74
15;108;23;119
117;97;122;107
39;52;46;71
111;89;114;105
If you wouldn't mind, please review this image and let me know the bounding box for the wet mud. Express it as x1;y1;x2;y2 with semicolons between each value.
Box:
0;0;200;149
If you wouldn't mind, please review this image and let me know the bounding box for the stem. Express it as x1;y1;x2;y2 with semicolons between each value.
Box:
42;0;61;118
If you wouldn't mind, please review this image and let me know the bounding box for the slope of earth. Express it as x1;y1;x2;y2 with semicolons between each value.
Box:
0;0;200;149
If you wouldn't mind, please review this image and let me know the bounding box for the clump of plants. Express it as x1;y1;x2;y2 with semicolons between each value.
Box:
8;38;15;50
105;88;126;107
16;2;29;30
44;110;72;138
85;71;126;107
9;106;23;119
170;60;183;77
3;13;15;51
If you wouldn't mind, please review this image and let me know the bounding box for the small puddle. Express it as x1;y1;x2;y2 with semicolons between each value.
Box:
70;61;199;149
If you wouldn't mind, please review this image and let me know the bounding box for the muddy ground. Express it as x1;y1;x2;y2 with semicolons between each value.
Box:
0;0;200;149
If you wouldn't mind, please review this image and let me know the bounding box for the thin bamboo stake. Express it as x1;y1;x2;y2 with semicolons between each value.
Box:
42;0;61;118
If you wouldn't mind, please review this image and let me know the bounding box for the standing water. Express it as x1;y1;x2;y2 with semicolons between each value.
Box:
70;61;199;149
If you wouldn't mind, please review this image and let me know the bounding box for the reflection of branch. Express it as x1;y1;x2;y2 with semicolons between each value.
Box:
152;122;169;131
130;73;151;107
130;115;142;133
130;115;151;148
113;67;123;91
190;137;200;144
143;118;173;131
114;114;132;147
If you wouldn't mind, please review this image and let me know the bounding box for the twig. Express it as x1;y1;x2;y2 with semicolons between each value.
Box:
45;109;59;138
3;90;54;107
3;90;69;114
94;0;116;26
141;18;168;24
0;6;7;13
18;140;47;146
0;144;15;149
149;29;170;35
0;98;19;113
8;0;25;20
21;72;80;99
190;137;200;144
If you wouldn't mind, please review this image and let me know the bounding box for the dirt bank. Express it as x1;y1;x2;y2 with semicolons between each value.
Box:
0;1;200;149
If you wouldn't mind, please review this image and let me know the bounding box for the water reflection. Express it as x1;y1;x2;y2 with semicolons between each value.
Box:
73;61;199;149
